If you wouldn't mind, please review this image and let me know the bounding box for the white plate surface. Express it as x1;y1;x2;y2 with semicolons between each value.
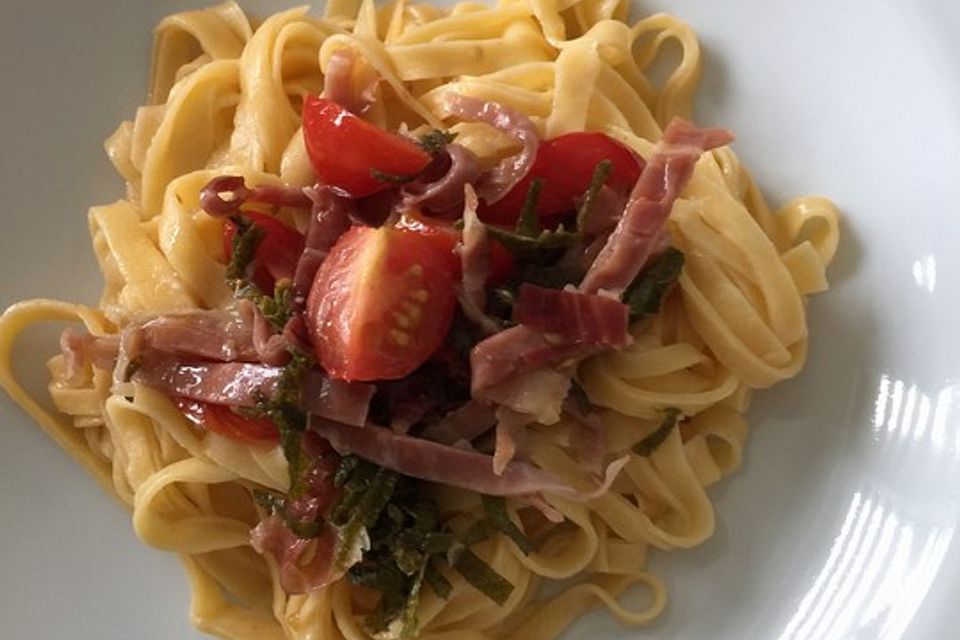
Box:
2;1;959;639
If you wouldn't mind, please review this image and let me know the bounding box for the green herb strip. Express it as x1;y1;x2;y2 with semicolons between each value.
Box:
623;247;685;322
633;408;682;457
370;168;420;184
226;216;264;284
418;130;457;155
453;548;514;606
336;468;398;567
516;178;544;238
481;496;532;554
576;159;613;232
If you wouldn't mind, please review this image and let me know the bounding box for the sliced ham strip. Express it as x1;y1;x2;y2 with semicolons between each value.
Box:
456;185;501;335
131;356;283;407
59;309;260;383
405;143;482;214
312;418;572;497
418;401;497;445
199;175;312;218
140;309;259;362
300;369;374;427
60;329;119;384
129;351;373;426
514;283;629;348
442;93;539;204
322;49;357;112
470;325;583;393
250;515;341;594
493;407;530;476
580;118;734;295
293;187;354;306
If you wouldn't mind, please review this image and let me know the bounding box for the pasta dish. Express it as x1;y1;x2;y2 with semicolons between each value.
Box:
0;1;841;638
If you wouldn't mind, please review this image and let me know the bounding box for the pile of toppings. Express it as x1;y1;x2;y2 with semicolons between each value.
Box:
60;54;733;639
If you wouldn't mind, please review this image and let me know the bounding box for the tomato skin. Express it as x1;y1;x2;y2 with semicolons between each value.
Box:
306;225;457;381
396;213;516;284
222;211;305;294
479;132;644;226
302;95;431;198
176;399;279;444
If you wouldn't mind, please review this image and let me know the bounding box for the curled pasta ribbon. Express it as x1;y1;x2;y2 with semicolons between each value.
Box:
132;456;253;553
580;334;739;419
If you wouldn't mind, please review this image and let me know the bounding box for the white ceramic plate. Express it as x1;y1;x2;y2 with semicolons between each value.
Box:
2;1;959;638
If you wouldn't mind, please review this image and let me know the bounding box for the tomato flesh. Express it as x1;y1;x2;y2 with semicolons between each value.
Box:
479;131;644;226
176;398;279;444
306;225;457;381
222;211;305;294
302;95;431;198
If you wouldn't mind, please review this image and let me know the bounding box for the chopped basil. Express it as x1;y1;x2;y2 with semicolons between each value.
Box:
370;168;419;184
632;408;682;456
576;159;613;232
418;130;457;155
623;247;685;322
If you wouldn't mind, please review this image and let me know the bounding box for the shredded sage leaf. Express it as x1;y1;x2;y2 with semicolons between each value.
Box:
336;467;398;567
252;489;286;514
633;408;682;457
623;247;685;322
418;130;457;155
516;178;543;238
485;224;579;263
226;215;264;284
371;168;420;184
576;159;613;232
453;548;515;606
252;350;312;496
481;496;532;555
424;562;453;599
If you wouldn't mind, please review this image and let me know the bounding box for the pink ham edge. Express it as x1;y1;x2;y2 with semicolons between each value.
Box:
312;417;572;497
514;283;629;348
442;93;540;204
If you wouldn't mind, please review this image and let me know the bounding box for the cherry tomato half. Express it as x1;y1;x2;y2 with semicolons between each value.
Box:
306;225;457;381
479;131;644;226
397;212;516;284
176;398;279;445
223;211;305;294
302;95;432;198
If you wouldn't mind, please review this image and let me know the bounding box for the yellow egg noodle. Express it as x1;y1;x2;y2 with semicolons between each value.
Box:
0;1;840;638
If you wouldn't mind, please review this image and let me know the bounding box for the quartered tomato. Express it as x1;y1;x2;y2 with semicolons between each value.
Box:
306;225;457;381
396;212;516;284
222;211;305;294
302;95;432;198
176;399;279;444
479;131;644;226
